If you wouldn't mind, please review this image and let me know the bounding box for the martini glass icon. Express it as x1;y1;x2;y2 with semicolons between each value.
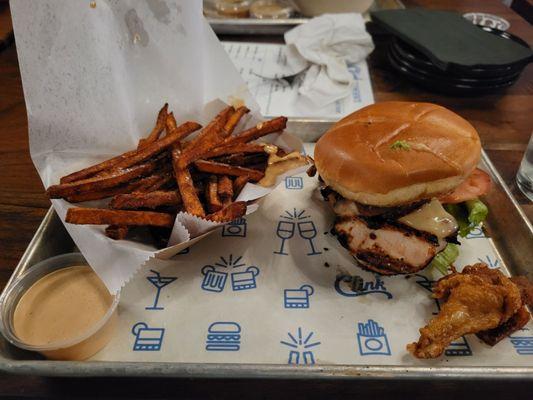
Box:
146;270;177;311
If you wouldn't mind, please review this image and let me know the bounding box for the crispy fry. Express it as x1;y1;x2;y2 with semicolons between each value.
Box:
202;143;265;160
206;176;223;213
165;112;178;134
110;191;181;210
59;149;139;184
105;225;130;240
48;161;158;199
138;103;168;149
109;120;201;172
66;208;175;227
217;175;233;204
215;152;268;167
232;175;249;199
194;160;264;182
172;143;206;217
177;107;234;168
222;106;249;137
64;173;162;203
221;116;288;147
206;201;247;223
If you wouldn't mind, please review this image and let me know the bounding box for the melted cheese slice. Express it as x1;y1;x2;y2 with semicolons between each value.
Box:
398;198;458;238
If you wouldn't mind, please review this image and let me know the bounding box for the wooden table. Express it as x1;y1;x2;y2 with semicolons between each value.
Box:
0;0;531;398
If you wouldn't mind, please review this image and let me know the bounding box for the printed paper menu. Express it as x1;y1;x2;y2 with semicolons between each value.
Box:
222;42;375;120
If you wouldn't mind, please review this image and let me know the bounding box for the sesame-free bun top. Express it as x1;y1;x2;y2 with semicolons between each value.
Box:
314;102;481;206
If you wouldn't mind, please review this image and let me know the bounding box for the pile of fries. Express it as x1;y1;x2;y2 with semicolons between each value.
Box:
46;103;291;246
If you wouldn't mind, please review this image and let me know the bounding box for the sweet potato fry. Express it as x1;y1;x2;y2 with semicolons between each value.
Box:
206;176;223;213
222;106;249;137
177;107;234;168
213;152;268;167
105;225;130;240
48;161;158;199
221;116;288;147
59;149;139;184
232;175;249;199
66;208;175;227
217;175;233;204
138;103;168;149
201;143;265;160
172;144;206;217
109;120;201;172
206;201;247;223
110;191;181;210
194;160;264;182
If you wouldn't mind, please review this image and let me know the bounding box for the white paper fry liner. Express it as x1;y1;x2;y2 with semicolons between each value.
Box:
11;0;306;294
89;143;533;366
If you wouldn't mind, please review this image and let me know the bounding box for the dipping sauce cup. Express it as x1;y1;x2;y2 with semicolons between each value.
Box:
0;253;119;360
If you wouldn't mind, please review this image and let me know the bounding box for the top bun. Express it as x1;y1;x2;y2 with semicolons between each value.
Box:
314;102;481;206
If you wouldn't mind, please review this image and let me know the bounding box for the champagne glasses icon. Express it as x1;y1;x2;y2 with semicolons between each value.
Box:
146;270;177;310
297;221;321;256
274;220;295;255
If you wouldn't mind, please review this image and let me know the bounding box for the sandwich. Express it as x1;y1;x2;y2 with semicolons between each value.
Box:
313;102;491;275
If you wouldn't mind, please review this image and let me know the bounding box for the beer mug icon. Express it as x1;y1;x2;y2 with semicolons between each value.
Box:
231;266;260;291
201;266;228;293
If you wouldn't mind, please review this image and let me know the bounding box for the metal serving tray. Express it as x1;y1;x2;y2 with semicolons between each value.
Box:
1;120;532;378
206;0;404;35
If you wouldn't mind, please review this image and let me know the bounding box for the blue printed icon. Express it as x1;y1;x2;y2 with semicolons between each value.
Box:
445;336;472;356
281;327;321;365
178;247;190;255
132;322;165;351
357;319;391;356
334;274;392;299
465;226;485;239
231;266;260;291
222;217;247;237
206;322;241;351
146;270;177;311
285;176;304;190
284;285;314;309
477;255;500;268
200;254;260;293
509;336;533;355
201;266;228;293
275;209;321;256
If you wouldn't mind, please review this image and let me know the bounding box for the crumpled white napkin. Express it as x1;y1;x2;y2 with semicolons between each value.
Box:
257;13;374;108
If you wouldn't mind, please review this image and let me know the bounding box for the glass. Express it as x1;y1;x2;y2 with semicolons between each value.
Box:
250;0;293;19
516;134;533;201
297;221;321;255
146;270;177;310
274;220;295;255
215;0;251;18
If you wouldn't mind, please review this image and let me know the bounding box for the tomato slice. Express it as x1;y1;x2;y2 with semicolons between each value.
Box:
438;168;492;204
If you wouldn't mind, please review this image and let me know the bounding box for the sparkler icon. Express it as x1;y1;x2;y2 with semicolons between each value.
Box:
280;327;321;365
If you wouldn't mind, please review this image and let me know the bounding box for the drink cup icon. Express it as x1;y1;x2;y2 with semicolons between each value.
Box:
275;221;295;255
284;285;314;309
231;266;260;291
297;221;321;256
201;266;227;293
131;322;165;351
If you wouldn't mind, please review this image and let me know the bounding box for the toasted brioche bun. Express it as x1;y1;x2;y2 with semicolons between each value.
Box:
314;102;481;206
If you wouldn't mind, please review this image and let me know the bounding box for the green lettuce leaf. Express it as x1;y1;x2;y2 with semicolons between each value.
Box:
444;198;488;237
428;243;459;275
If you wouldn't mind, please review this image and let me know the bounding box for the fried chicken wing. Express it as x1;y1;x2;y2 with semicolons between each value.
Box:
408;263;528;359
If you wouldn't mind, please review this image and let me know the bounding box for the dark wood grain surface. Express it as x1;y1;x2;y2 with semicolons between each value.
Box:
0;0;531;398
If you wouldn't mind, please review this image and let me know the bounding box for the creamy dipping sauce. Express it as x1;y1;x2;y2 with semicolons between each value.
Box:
259;145;308;187
14;266;113;346
398;198;458;238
